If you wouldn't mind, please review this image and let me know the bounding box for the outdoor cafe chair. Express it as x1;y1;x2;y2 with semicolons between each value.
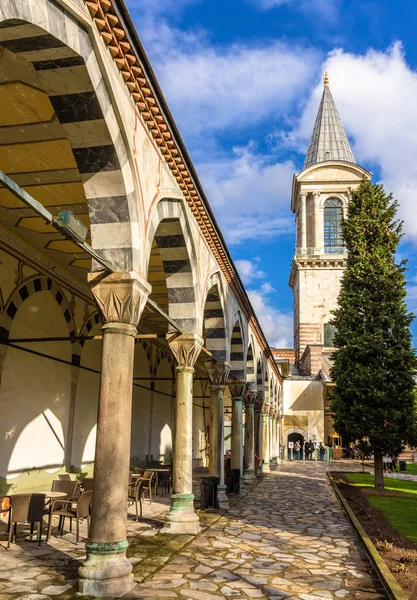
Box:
141;470;155;504
128;478;144;521
1;495;11;538
46;489;92;544
82;477;94;493
58;474;71;481
134;467;144;475
7;493;46;549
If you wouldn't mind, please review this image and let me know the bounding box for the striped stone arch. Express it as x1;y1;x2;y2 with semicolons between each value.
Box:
0;276;76;341
229;312;245;379
203;279;227;363
146;199;198;333
256;359;263;397
0;277;77;383
72;310;102;367
0;1;139;271
152;348;175;378
246;343;255;383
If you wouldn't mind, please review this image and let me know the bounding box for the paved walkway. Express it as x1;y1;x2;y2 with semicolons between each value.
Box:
128;462;386;600
0;462;387;600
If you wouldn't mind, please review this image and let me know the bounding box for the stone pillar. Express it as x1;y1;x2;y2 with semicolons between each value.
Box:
300;191;307;250
243;383;257;484
269;408;274;465
206;360;231;509
65;366;79;471
162;333;203;534
262;404;271;474
228;380;246;487
78;272;150;598
254;395;264;477
313;190;321;250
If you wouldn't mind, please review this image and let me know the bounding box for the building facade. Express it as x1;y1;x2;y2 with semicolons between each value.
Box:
275;74;372;454
0;0;282;595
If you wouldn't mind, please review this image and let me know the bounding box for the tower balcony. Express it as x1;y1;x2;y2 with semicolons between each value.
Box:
295;246;346;257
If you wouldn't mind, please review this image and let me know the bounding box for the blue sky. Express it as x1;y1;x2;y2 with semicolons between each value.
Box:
127;0;417;347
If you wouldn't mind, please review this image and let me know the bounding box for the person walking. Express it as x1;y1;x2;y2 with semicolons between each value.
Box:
294;440;301;460
304;441;309;461
319;442;326;461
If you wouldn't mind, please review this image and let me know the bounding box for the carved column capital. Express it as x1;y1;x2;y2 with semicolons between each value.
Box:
228;379;246;399
88;271;151;326
273;411;279;420
313;190;321;200
243;383;257;408
262;403;271;416
167;333;204;368
254;394;264;412
205;359;231;387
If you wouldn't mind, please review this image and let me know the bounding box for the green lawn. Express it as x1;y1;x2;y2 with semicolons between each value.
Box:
406;462;417;475
344;472;417;496
344;472;417;544
367;496;417;544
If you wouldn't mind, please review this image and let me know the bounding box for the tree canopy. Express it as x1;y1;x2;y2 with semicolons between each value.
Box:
330;181;417;488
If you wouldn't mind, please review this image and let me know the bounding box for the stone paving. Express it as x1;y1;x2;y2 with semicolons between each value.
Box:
0;462;387;600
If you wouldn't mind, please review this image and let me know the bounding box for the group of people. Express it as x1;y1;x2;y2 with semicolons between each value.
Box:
292;440;327;461
382;454;399;472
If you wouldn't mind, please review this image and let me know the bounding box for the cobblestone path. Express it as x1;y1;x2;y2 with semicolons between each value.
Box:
129;462;387;600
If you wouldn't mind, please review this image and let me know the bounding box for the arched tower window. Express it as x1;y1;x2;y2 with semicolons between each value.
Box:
323;323;337;347
324;198;343;253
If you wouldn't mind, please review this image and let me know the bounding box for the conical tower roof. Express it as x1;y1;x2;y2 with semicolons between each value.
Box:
303;73;355;170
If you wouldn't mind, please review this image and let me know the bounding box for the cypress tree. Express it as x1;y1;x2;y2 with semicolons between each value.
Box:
331;181;417;490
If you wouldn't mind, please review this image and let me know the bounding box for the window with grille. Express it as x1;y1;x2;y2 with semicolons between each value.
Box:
324;198;343;253
324;323;336;347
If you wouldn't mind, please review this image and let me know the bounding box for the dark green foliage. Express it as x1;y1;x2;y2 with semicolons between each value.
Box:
331;182;417;476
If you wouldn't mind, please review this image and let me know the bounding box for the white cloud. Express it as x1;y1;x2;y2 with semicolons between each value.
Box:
235;259;266;285
198;144;295;244
251;0;341;21
248;287;293;348
284;43;417;242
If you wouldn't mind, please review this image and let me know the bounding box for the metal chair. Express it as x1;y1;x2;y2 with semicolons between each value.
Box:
82;478;94;492
128;478;144;521
141;470;155;504
47;490;92;544
7;494;46;549
58;474;71;481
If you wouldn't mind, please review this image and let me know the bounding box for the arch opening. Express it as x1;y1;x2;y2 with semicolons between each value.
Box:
324;198;343;254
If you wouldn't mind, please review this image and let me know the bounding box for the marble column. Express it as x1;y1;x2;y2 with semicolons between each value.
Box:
313;190;321;250
78;272;150;598
262;404;271;474
162;333;203;534
255;395;264;477
300;191;307;251
206;360;231;509
243;383;257;484
228;380;246;487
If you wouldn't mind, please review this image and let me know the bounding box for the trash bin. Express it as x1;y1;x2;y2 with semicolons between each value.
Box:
225;468;240;494
399;460;407;472
200;476;220;509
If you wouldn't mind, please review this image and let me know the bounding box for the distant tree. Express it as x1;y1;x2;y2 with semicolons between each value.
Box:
331;181;417;490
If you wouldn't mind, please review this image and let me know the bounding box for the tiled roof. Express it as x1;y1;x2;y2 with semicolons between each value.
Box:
303;83;355;170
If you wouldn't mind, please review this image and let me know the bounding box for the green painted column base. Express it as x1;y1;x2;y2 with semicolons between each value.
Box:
263;461;271;473
78;540;134;598
242;469;257;484
217;483;229;508
161;493;201;535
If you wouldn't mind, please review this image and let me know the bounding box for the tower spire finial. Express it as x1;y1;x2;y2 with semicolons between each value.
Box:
324;71;329;86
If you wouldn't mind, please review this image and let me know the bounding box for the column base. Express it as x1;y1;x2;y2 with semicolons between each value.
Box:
217;484;229;509
263;461;271;474
256;465;264;478
242;469;257;484
161;493;201;535
78;541;134;598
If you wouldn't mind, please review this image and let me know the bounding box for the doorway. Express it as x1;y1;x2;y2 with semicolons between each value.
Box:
288;432;304;460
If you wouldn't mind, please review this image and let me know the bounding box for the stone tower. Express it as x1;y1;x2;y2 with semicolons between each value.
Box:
290;73;371;370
